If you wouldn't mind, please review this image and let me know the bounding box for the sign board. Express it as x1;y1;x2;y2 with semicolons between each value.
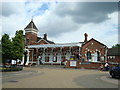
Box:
70;61;76;66
79;62;90;64
70;58;74;60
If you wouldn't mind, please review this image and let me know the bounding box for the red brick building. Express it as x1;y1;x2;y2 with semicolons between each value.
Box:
107;48;120;64
20;19;119;68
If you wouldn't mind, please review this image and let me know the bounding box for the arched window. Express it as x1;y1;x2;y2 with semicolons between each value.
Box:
97;51;100;61
45;56;49;62
53;56;57;62
94;51;100;62
86;52;91;61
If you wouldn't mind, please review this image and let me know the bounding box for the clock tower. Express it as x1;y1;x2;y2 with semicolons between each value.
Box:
24;19;38;45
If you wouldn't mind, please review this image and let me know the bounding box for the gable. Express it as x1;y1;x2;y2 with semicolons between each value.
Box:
82;38;106;48
83;39;104;49
81;38;107;55
37;39;50;44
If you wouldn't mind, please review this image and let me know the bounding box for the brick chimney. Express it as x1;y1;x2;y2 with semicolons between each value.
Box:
84;33;88;42
44;33;47;40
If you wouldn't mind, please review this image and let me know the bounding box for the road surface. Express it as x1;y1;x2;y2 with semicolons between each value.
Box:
1;65;119;88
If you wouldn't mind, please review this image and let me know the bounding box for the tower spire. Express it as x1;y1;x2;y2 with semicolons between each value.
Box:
24;17;38;30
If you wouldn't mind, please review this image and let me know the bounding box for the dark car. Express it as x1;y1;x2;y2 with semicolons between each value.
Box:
109;63;120;78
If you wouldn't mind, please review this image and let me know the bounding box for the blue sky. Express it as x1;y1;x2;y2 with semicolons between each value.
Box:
0;0;119;47
25;2;50;17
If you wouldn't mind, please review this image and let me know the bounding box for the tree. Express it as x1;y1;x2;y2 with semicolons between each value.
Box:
12;30;24;60
112;44;120;48
1;34;12;63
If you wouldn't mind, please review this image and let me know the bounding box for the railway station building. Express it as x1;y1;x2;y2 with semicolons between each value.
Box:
21;19;113;69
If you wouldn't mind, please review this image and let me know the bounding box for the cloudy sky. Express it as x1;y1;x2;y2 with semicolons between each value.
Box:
0;0;119;47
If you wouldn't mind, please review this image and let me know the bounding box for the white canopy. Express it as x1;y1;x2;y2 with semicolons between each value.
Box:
28;42;82;48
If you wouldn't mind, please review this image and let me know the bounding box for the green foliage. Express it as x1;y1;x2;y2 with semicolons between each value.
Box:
0;66;23;72
112;44;120;48
1;30;24;63
1;34;12;63
12;30;24;60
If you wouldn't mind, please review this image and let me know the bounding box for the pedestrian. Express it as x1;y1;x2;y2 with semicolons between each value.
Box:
104;62;109;71
39;56;42;65
65;59;68;65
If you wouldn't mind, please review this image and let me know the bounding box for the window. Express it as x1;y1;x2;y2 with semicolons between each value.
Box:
97;51;100;61
82;58;84;62
86;52;91;61
45;56;49;62
93;51;100;62
53;56;57;62
113;56;115;59
101;56;104;61
62;56;66;62
110;56;113;59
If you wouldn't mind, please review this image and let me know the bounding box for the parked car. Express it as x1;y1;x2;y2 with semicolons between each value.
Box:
5;59;12;63
5;59;17;66
109;63;120;78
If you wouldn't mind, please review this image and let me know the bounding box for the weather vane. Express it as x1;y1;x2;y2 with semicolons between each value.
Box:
31;16;33;21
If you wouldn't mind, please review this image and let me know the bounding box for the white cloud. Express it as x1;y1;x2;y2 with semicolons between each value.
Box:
33;2;118;37
1;1;118;48
48;12;118;48
1;2;25;17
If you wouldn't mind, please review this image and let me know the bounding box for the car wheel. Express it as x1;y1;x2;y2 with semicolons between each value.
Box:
111;72;115;78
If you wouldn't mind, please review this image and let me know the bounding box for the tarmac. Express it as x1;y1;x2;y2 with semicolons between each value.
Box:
2;66;119;88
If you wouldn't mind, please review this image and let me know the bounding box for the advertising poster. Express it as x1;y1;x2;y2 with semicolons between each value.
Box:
70;61;76;66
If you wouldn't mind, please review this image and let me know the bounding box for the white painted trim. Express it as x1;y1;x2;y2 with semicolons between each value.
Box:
25;28;38;31
25;51;30;65
25;30;37;34
25;28;38;34
21;55;24;65
28;42;82;48
37;38;50;44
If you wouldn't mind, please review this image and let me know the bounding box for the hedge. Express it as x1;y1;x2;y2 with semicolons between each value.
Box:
0;67;23;72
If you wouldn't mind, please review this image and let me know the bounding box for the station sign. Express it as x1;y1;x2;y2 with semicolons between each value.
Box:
79;62;90;64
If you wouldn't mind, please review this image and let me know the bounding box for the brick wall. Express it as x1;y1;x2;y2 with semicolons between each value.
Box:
107;56;120;63
25;32;37;45
65;61;101;69
81;39;106;62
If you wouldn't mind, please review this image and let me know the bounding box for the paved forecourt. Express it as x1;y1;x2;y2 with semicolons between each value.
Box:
2;66;119;88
